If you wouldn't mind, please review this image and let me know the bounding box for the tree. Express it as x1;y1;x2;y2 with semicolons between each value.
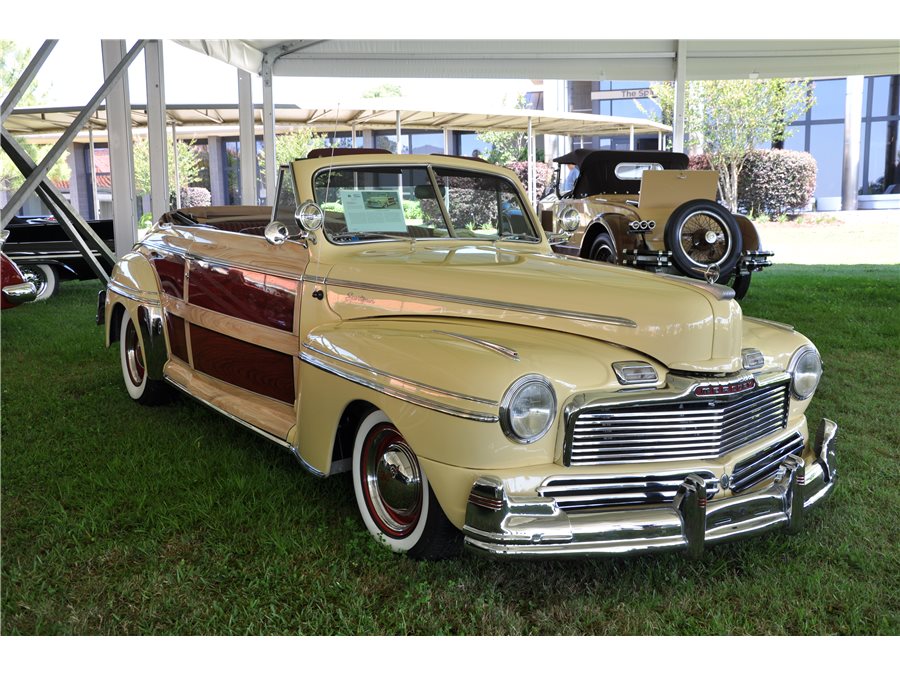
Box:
132;136;201;200
476;94;534;165
274;127;326;166
643;79;811;211
1;41;44;105
1;42;70;196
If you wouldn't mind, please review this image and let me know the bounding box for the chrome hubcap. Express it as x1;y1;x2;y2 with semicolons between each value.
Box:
124;320;145;387
362;424;422;537
21;267;47;297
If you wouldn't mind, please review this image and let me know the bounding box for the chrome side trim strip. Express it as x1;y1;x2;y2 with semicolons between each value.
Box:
433;331;520;361
142;241;306;281
106;280;161;306
164;375;292;449
302;342;498;406
325;277;637;328
300;351;499;423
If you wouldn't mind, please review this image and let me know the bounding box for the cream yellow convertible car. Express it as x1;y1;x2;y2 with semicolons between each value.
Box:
101;150;836;560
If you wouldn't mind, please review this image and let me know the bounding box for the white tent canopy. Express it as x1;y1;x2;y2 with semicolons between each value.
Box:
177;39;900;80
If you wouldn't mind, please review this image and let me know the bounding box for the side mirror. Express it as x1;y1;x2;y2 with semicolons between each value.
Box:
264;220;302;246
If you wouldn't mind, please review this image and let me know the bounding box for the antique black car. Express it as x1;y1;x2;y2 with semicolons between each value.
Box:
2;216;114;300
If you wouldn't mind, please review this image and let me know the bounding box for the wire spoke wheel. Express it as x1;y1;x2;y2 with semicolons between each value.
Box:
665;199;743;280
678;211;732;266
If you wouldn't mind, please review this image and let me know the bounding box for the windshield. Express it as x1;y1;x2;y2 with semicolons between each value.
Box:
313;165;540;244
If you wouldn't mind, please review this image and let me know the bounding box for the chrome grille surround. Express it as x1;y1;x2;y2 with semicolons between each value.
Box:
731;432;805;493
538;470;718;512
563;371;791;466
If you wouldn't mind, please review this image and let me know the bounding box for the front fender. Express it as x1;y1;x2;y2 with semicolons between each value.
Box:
295;317;660;476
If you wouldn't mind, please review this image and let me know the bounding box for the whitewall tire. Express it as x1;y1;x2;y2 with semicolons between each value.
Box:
352;409;462;559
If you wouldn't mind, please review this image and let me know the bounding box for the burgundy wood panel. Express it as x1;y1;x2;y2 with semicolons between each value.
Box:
165;312;189;363
190;324;295;404
151;254;185;298
187;261;297;332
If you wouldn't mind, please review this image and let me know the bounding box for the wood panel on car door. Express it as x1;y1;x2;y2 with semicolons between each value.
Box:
153;227;308;440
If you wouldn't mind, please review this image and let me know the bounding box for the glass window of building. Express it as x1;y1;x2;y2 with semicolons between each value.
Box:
457;132;491;158
810;79;846;121
809;123;845;198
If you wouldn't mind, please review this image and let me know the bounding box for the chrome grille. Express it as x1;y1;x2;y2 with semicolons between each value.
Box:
566;381;789;465
539;471;718;512
731;433;805;493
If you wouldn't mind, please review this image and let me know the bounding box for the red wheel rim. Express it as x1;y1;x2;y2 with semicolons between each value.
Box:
124;319;145;387
360;423;423;538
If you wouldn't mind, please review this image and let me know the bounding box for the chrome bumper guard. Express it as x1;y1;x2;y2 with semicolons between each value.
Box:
1;281;37;305
463;419;838;558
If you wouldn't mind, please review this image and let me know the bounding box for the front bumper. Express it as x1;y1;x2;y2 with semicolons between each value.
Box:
464;419;837;558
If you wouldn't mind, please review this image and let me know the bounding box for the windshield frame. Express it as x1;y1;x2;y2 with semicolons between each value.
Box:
309;162;542;246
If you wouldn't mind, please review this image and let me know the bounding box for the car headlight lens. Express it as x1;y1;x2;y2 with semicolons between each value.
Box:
558;208;580;233
788;346;822;400
500;375;557;444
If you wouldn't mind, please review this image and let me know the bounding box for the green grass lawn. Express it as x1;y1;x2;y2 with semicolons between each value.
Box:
2;265;898;635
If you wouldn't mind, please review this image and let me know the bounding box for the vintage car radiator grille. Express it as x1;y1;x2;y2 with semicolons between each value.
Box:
539;471;718;512
731;432;805;493
565;382;789;465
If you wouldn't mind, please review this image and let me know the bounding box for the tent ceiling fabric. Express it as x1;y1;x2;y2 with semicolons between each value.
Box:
6;103;670;138
175;39;900;80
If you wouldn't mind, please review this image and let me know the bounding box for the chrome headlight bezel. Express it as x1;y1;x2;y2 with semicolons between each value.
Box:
558;208;581;233
500;374;557;444
787;345;822;400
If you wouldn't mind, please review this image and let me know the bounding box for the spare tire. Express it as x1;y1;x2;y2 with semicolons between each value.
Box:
664;199;742;281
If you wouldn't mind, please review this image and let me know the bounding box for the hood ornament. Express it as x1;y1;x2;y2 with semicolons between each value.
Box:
704;263;720;285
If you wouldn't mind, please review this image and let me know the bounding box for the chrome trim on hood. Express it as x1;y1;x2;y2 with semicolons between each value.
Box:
324;277;637;328
434;331;520;361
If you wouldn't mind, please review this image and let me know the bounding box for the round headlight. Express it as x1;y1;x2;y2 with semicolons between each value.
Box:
295;200;324;231
500;375;557;444
788;346;822;400
558;208;581;233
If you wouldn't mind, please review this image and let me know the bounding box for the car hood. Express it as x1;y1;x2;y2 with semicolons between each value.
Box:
317;243;743;373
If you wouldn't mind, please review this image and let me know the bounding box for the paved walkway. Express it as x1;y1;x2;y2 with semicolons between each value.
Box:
755;210;900;265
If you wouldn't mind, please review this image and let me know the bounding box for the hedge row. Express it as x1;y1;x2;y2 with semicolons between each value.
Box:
690;150;817;217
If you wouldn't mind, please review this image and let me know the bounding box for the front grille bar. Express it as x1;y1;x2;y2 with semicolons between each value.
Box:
566;381;789;465
539;471;718;512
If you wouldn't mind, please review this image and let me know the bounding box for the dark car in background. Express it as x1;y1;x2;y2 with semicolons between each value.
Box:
2;216;114;300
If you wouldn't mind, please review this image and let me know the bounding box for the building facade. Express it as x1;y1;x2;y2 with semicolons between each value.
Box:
562;75;900;211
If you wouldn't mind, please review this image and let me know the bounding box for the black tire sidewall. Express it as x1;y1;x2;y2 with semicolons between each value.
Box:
588;232;617;263
664;199;742;279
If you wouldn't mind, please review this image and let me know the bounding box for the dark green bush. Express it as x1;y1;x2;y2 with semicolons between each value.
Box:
688;150;817;216
738;149;817;217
